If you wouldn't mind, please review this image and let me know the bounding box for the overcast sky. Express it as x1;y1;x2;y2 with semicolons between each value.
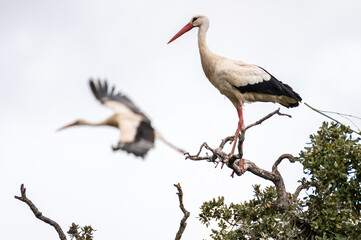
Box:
1;0;361;239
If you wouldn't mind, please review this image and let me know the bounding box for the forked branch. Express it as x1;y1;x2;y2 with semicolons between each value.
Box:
174;183;190;240
14;184;67;240
185;108;290;171
185;108;298;210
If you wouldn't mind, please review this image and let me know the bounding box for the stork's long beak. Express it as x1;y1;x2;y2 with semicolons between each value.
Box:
167;23;194;44
56;122;76;132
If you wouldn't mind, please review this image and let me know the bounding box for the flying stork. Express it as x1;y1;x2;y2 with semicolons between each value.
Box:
168;15;302;171
58;79;185;158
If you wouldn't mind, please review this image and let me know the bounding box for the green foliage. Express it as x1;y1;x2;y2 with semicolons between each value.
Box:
68;223;95;240
199;186;305;239
299;122;361;239
199;122;361;239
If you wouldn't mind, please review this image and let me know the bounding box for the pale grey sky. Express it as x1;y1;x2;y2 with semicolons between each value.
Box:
1;0;361;239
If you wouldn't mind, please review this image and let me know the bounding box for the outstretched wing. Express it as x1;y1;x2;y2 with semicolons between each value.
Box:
89;79;150;121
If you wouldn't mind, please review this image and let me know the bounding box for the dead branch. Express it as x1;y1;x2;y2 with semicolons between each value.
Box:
185;108;290;169
14;184;67;240
272;153;295;171
294;182;309;199
174;183;190;240
230;155;295;210
244;108;291;131
184;108;298;210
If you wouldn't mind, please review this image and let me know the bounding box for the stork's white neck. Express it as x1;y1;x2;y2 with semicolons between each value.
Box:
197;22;217;80
77;116;117;128
197;22;209;51
78;120;104;127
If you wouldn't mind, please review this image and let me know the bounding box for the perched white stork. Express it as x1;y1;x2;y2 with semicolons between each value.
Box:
58;79;185;158
168;15;302;171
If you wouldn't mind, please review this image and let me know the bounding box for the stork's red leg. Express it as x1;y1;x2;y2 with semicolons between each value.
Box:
231;102;244;154
231;102;245;173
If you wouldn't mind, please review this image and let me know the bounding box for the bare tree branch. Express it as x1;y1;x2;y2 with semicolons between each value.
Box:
185;108;291;169
244;108;291;131
231;156;294;210
294;182;309;199
185;142;218;162
14;184;67;240
174;183;190;240
272;154;296;172
184;109;298;210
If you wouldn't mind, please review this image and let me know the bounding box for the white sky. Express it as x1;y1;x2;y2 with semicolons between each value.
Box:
1;0;361;239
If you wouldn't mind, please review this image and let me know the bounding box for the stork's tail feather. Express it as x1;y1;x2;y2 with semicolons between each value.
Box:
284;100;300;108
155;131;186;154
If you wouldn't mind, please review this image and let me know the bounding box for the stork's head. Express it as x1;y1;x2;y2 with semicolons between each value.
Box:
167;14;209;44
57;119;88;131
189;14;208;27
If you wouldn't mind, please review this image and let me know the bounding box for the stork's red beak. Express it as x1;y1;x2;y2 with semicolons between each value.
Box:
56;122;76;132
167;23;194;44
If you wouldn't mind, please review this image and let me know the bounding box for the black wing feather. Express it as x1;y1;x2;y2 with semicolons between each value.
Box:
118;121;155;158
89;79;150;120
233;66;302;107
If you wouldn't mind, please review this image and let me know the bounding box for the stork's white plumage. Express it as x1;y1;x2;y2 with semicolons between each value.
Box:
58;79;184;158
168;15;302;171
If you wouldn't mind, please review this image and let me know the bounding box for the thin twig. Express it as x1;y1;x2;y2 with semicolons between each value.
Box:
185;142;217;161
335;115;361;133
14;184;67;240
219;136;235;149
304;102;361;136
174;183;190;240
317;109;361;120
244;108;291;131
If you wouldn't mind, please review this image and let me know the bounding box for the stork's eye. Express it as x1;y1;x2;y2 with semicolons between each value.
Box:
192;17;199;23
